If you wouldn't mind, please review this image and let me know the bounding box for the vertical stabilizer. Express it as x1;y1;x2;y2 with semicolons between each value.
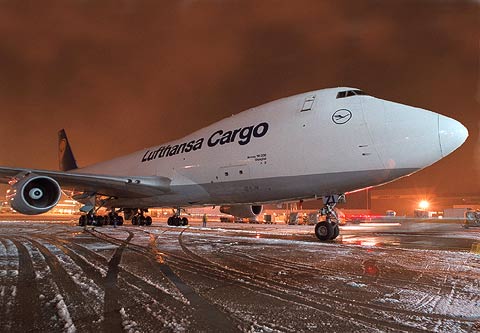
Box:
58;129;78;171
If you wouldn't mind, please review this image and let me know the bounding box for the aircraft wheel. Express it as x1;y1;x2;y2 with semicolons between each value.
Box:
315;221;333;241
167;217;173;226
118;216;124;226
132;216;138;225
79;215;86;226
87;215;94;225
181;217;188;226
96;216;105;226
138;216;146;226
145;216;152;226
331;224;340;240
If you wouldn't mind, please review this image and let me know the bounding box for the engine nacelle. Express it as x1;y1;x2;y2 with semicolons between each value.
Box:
8;174;61;215
220;205;263;219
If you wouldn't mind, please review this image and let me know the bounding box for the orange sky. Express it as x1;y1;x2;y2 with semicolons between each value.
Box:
0;0;478;194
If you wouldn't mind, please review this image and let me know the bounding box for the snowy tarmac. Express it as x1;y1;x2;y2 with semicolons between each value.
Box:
0;218;479;332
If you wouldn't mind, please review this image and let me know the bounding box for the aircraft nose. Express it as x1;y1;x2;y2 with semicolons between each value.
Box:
438;115;469;157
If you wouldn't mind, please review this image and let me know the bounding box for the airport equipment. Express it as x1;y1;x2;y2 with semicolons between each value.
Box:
464;209;480;228
444;207;469;220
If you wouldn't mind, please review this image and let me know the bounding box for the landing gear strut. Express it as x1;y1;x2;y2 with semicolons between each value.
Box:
131;209;152;226
76;195;128;228
167;208;188;226
78;195;111;227
315;194;344;241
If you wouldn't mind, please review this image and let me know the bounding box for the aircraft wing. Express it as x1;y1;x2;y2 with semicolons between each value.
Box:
0;166;171;198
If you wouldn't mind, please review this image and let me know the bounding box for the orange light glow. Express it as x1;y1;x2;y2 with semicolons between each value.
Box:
419;200;429;210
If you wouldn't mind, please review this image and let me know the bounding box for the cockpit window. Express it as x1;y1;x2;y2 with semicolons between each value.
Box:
336;89;367;99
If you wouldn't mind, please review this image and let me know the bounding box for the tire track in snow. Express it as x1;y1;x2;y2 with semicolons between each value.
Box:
101;228;427;332
91;228;243;332
67;233;189;330
102;230;133;332
0;238;17;331
192;232;480;316
9;238;43;332
25;237;98;332
148;230;243;332
176;229;477;332
39;236;105;283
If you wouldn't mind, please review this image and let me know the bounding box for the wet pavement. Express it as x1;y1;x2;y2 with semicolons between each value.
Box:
0;218;479;332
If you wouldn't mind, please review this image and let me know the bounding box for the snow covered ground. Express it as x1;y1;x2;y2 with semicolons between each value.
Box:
0;219;479;332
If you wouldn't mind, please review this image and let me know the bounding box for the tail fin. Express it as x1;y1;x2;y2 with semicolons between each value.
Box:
58;129;78;171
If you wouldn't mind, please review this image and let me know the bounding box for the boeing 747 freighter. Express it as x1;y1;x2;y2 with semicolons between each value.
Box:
0;87;468;240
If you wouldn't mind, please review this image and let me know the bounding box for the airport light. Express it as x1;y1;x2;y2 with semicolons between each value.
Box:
418;200;429;210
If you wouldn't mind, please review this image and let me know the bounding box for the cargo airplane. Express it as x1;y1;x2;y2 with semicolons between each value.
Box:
0;88;468;240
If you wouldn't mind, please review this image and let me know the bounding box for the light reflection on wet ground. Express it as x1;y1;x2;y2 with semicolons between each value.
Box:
179;220;480;252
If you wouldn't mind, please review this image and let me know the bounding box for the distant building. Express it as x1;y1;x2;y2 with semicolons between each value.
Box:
370;188;480;216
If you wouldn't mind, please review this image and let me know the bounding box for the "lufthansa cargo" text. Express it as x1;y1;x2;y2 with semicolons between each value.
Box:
141;122;269;163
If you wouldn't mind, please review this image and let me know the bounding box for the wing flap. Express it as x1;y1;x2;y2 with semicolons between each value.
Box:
0;166;171;198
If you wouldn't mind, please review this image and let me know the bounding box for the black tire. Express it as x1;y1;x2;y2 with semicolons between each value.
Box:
110;214;118;226
167;217;173;226
79;215;86;226
174;217;181;226
132;216;138;225
95;216;104;227
145;216;152;226
138;216;146;226
181;217;188;226
315;221;333;241
331;224;340;240
118;216;124;226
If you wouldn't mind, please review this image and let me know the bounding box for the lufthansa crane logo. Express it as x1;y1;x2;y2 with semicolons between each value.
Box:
332;109;352;124
59;139;67;154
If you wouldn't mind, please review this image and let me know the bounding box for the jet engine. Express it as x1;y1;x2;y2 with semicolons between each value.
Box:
8;174;61;215
220;205;263;219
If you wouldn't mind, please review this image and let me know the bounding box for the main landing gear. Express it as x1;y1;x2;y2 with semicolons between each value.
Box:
104;211;124;226
76;195;131;227
78;209;124;227
131;209;153;226
167;208;189;226
314;194;345;241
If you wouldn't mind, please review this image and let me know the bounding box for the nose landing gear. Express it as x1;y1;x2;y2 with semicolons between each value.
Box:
315;195;344;241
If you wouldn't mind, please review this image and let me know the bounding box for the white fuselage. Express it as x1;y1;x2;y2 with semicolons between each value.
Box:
75;87;468;208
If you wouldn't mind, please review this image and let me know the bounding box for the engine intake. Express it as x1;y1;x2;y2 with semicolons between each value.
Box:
9;174;61;215
220;205;263;219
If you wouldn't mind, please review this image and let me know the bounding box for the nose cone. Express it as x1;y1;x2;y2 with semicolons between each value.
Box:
438;115;469;157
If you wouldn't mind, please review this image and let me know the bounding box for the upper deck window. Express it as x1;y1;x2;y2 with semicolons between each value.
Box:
336;90;367;99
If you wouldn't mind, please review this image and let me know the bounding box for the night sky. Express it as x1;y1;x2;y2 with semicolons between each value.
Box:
0;0;478;194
